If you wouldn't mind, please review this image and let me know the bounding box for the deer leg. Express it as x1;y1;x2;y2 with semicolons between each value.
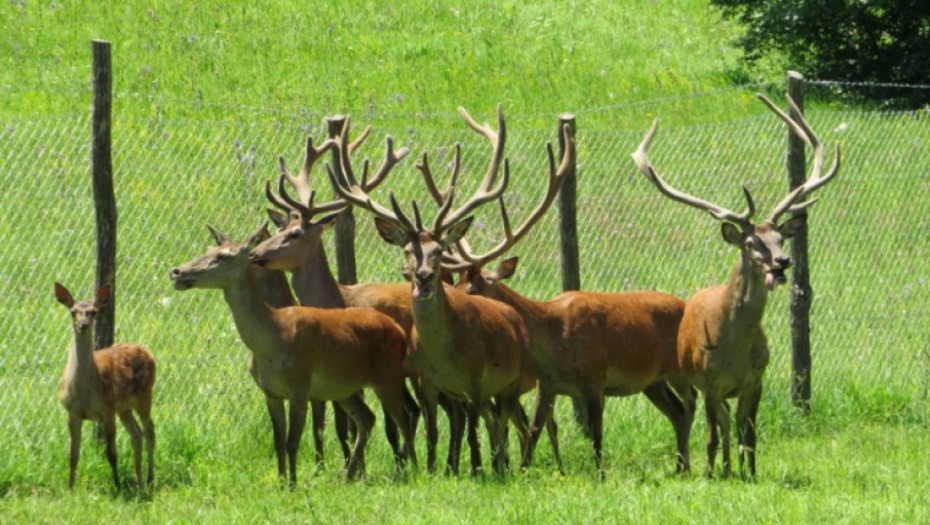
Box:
737;384;762;479
101;415;120;489
265;396;288;480
544;412;562;475
523;383;557;470
583;391;606;478
67;414;82;489
465;402;484;476
493;382;522;474
381;404;403;472
285;395;310;486
333;400;353;467
118;410;144;486
442;395;467;475
309;400;326;466
415;384;440;473
374;381;419;474
134;399;156;485
704;395;731;478
335;395;375;480
643;381;693;473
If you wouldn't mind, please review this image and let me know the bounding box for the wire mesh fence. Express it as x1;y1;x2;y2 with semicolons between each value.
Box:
1;83;928;479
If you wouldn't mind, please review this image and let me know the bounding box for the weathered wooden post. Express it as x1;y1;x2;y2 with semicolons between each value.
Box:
325;115;358;285
786;71;812;411
91;39;116;351
557;113;579;292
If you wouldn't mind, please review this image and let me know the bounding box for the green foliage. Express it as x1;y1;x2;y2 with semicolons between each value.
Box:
711;0;930;106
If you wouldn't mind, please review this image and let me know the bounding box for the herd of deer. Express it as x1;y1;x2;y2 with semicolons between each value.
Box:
55;93;839;489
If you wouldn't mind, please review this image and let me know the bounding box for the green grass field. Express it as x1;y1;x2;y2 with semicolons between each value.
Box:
1;1;928;523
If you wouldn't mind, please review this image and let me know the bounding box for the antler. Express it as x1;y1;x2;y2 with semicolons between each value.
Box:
632;118;756;227
267;120;396;221
757;93;842;224
430;103;511;234
327;122;412;226
442;122;576;271
330;104;511;238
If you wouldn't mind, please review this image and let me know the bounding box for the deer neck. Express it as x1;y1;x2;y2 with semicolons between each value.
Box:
490;283;548;329
724;252;770;330
411;279;455;348
221;268;283;356
64;329;100;389
290;237;346;309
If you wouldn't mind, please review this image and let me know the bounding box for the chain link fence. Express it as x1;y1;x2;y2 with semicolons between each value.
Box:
2;84;928;480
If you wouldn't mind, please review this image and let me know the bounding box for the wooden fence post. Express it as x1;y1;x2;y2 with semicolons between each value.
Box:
557;114;580;292
91;39;116;351
786;71;812;411
325;115;358;285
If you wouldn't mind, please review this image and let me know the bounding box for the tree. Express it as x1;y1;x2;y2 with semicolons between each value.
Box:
712;0;930;106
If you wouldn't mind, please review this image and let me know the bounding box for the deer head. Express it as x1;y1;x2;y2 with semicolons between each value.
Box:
632;93;841;290
54;283;111;334
171;225;269;291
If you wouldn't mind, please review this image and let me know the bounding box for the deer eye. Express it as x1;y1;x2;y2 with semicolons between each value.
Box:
287;228;303;240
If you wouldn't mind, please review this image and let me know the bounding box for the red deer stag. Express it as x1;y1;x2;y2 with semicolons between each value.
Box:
252;125;471;474
330;104;530;476
252;129;415;470
631;92;840;478
54;282;156;489
170;225;417;482
440;126;696;474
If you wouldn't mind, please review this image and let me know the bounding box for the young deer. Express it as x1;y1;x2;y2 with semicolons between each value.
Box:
55;282;156;489
632;93;840;478
330;104;530;475
170;225;417;482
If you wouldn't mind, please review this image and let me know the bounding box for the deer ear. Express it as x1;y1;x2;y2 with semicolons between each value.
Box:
54;282;74;308
245;224;269;249
374;217;408;247
497;256;519;280
313;209;344;231
721;222;742;246
778;216;806;239
440;217;474;249
95;284;112;308
266;208;288;229
207;224;233;245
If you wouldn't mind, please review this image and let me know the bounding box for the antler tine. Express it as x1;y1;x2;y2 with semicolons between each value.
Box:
458;102;507;191
443;122;577;270
418;143;462;206
347;123;372;155
759;92;842;224
633;118;754;225
365;135;411;192
433;156;511;233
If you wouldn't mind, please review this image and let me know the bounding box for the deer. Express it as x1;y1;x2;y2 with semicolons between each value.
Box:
253;128;416;470
631;92;841;478
170;224;418;483
329;103;530;476
436;125;695;474
251;126;471;474
54;282;156;489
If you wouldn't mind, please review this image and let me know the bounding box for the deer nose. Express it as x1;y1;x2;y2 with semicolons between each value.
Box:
169;267;180;279
775;255;791;268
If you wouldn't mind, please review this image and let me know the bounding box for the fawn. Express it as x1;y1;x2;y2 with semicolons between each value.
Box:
55;282;156;489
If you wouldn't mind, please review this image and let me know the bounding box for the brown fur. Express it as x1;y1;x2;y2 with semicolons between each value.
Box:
55;283;156;489
171;226;416;482
459;258;695;473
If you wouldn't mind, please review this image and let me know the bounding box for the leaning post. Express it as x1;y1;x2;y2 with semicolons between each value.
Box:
325;115;358;285
557;114;580;292
786;71;812;412
91;39;117;351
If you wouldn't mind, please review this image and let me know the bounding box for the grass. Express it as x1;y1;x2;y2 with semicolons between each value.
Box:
2;0;929;523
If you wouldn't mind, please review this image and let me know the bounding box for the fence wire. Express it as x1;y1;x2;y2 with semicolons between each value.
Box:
1;87;928;478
